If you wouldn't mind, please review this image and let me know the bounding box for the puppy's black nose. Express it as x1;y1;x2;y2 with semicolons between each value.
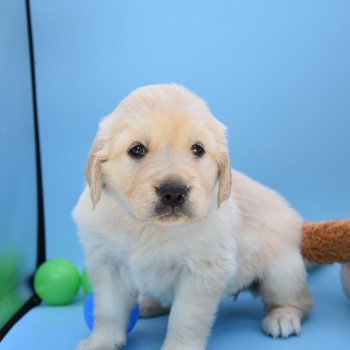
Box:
157;182;189;207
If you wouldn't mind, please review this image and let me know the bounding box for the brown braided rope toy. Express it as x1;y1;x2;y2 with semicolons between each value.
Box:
302;218;350;299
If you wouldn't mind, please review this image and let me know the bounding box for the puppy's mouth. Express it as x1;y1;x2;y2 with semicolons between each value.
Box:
152;204;193;222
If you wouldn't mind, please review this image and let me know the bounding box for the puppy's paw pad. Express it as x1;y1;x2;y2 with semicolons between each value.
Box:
262;308;301;338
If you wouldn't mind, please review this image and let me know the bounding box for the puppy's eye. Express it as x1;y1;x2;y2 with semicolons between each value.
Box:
191;144;205;157
128;144;147;159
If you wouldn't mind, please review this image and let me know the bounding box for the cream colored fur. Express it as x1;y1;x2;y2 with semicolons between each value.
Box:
73;84;312;350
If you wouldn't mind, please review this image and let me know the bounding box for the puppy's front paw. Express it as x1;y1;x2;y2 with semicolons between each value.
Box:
76;335;125;350
262;306;302;338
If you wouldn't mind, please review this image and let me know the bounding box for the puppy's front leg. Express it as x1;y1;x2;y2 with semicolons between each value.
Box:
161;271;225;350
76;259;136;350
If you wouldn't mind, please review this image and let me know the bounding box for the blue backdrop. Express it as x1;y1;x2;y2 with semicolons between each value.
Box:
29;0;350;265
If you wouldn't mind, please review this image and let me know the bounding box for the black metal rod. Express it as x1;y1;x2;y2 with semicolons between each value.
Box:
25;0;46;266
0;0;46;340
0;295;41;341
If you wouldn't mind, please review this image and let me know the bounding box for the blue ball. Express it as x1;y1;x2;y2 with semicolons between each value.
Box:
84;292;139;334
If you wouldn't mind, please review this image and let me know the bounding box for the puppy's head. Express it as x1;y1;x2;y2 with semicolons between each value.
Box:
86;84;231;225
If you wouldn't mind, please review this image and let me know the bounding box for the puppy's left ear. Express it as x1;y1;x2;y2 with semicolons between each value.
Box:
217;149;232;208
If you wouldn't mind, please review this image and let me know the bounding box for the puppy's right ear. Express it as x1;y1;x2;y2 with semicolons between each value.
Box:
85;137;103;209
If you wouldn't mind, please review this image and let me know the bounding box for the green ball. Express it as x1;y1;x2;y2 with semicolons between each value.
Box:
34;259;81;306
81;269;92;295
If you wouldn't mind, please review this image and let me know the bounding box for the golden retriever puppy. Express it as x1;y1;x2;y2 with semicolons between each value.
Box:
73;84;312;350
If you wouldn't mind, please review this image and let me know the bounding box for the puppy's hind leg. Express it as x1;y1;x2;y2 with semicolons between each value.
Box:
259;250;312;338
138;294;170;318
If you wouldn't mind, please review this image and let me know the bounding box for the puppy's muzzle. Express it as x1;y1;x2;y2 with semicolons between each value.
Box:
156;182;189;208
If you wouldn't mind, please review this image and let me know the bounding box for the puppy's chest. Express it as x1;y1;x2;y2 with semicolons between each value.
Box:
129;250;183;306
118;224;235;304
124;230;204;305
